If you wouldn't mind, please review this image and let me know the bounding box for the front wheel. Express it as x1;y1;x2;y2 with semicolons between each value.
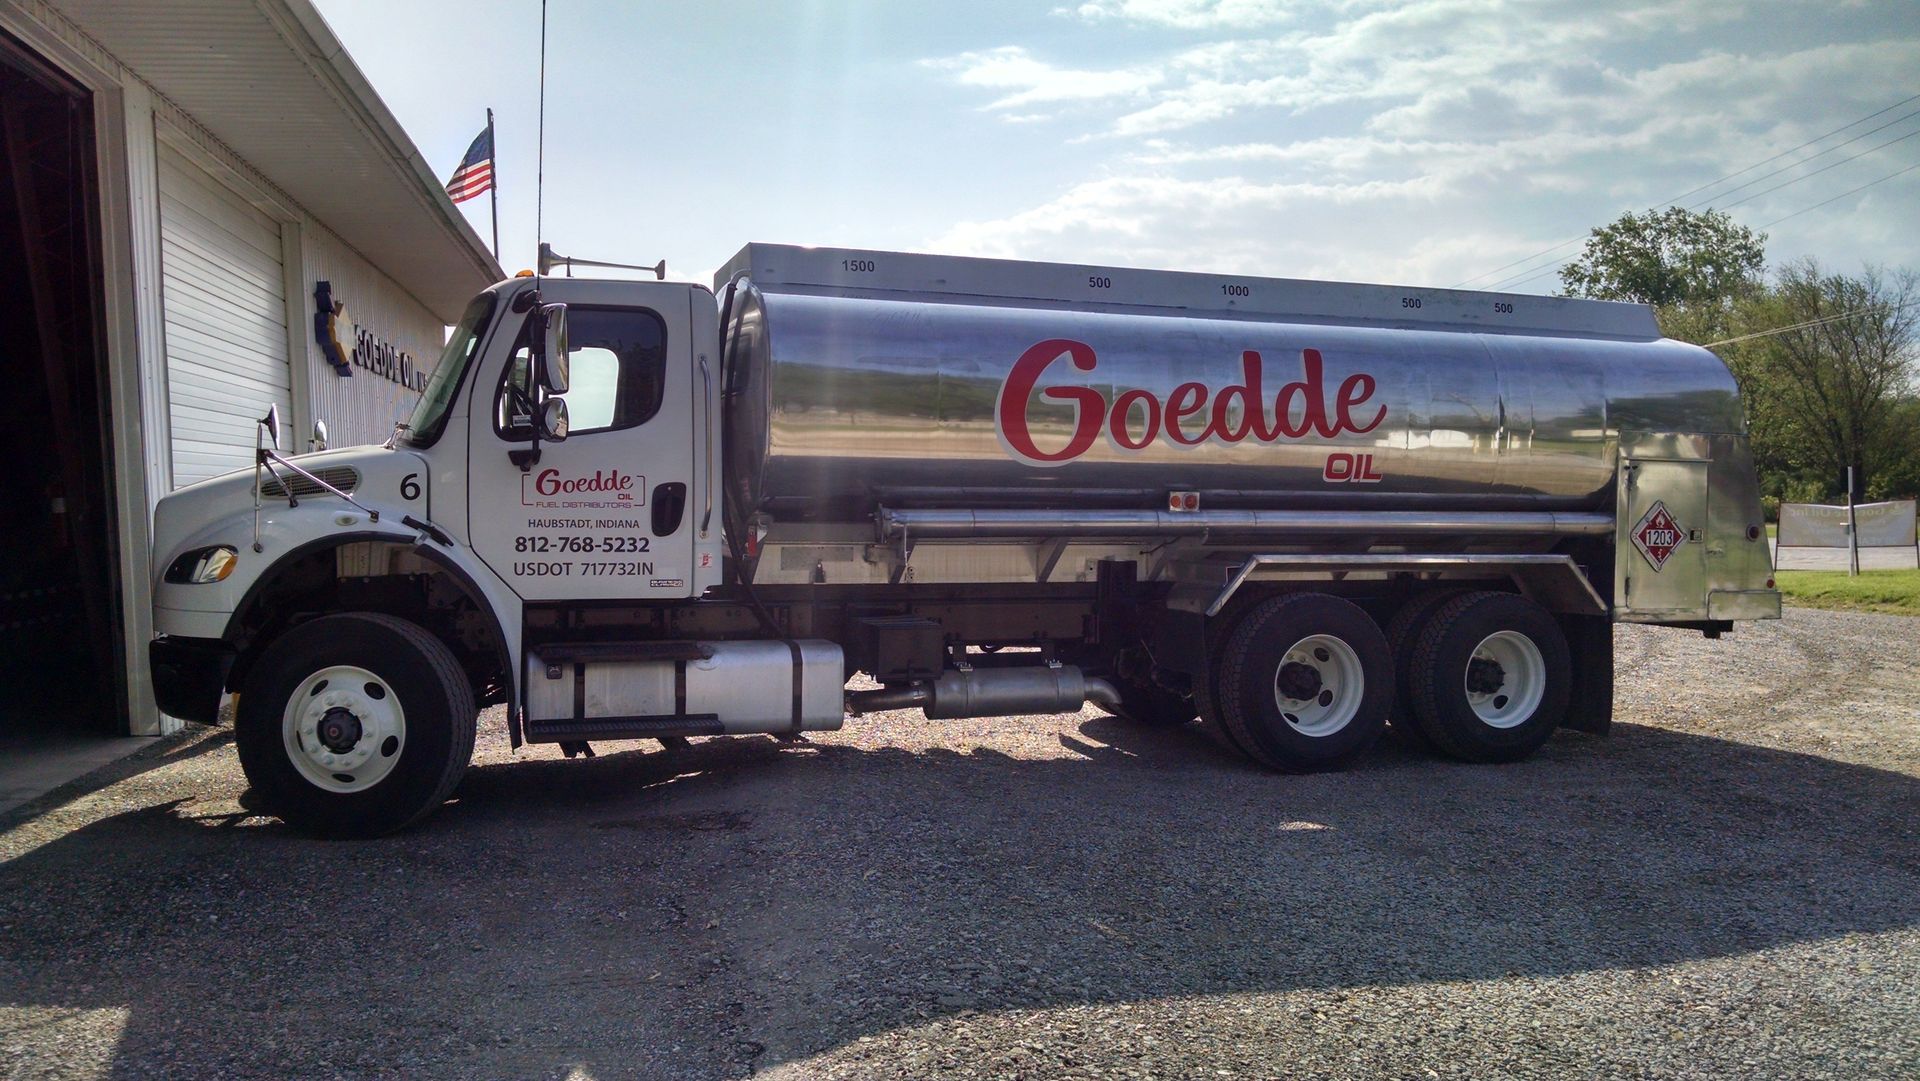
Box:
236;613;476;837
1407;592;1570;763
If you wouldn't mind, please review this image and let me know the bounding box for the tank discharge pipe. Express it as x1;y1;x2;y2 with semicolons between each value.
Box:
848;666;1120;719
878;507;1614;539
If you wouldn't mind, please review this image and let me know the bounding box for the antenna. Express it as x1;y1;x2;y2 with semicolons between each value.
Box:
535;0;547;277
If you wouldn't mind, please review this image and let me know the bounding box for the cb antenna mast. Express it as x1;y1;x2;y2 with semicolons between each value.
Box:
535;0;547;282
526;2;667;285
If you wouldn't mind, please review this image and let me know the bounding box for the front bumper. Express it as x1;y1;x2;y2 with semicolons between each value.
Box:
149;636;235;724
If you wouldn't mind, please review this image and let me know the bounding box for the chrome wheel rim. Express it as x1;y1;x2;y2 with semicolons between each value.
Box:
1271;634;1364;738
1464;631;1545;729
281;665;407;792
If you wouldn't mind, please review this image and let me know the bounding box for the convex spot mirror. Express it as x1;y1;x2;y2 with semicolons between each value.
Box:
311;419;329;452
537;303;569;394
259;404;282;450
541;397;569;442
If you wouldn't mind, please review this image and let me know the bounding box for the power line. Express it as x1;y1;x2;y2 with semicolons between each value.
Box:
1665;91;1920;206
1485;126;1918;293
1493;155;1920;296
1497;154;1920;295
1450;93;1920;290
1757;159;1920;228
1703;298;1918;349
1709;126;1920;212
1488;141;1919;294
1486;130;1913;292
1678;105;1920;210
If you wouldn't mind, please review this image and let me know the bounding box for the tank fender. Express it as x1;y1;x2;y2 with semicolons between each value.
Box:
1199;553;1608;619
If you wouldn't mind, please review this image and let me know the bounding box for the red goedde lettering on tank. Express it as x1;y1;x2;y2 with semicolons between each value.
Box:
995;338;1386;467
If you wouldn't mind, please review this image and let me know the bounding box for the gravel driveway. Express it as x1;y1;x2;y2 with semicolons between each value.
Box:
2;607;1916;1079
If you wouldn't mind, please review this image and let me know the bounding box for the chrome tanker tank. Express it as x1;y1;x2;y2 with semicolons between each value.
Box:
715;244;1751;524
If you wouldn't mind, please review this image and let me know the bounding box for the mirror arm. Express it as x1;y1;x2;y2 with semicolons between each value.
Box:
511;380;542;471
257;450;298;509
507;285;559;471
260;448;383;523
252;423;266;552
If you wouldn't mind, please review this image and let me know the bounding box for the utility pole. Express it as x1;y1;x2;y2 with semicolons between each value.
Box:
1846;466;1860;577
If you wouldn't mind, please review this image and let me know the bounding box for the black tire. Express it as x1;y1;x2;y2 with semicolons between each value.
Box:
1103;677;1198;728
1193;608;1260;760
1408;592;1570;763
236;612;477;838
1382;590;1467;751
1216;593;1392;772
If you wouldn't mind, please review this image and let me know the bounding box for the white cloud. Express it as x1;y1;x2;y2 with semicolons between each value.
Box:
928;172;1451;262
917;1;1920;288
1058;0;1298;29
937;1;1771;138
920;46;1163;113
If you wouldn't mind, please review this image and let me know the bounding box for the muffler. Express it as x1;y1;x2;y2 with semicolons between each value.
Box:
849;665;1120;719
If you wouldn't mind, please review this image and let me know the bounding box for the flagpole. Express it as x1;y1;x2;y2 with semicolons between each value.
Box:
486;107;500;262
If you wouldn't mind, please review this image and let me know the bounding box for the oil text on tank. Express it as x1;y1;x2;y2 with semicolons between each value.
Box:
994;339;1386;468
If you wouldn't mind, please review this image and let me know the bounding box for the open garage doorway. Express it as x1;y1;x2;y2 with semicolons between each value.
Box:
0;31;124;738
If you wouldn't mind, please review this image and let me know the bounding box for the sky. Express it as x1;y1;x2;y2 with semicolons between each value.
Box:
310;0;1920;295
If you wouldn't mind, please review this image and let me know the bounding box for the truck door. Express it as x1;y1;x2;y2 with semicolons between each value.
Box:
468;283;698;602
1617;456;1709;617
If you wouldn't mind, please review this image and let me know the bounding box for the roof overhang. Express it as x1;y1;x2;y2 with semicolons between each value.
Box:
50;0;502;321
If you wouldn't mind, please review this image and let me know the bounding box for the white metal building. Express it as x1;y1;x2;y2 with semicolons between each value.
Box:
0;0;500;739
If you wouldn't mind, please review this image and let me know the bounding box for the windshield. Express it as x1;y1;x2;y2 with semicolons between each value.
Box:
403;291;499;448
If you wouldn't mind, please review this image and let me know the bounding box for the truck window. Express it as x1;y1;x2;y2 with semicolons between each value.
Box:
402;291;497;448
495;305;669;438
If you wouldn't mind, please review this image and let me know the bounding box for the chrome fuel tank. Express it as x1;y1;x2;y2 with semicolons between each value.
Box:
716;245;1748;522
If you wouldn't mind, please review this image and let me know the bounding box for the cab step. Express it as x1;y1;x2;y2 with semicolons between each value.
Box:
524;714;724;743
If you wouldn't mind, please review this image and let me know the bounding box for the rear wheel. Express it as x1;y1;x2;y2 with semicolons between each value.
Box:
1408;592;1570;763
1194;609;1259;759
1382;590;1467;751
236;612;476;838
1215;593;1392;772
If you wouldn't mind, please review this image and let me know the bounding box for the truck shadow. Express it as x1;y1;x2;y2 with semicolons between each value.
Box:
0;718;1914;1078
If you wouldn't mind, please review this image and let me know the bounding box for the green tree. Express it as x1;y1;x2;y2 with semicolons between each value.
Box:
1559;207;1767;337
1742;260;1919;501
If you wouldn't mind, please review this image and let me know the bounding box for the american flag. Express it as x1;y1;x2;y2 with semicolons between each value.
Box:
445;126;493;204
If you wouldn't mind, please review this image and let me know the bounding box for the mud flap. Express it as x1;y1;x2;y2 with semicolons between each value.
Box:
1559;613;1612;735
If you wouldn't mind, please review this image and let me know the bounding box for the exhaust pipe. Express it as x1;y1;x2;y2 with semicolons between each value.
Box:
849;666;1121;719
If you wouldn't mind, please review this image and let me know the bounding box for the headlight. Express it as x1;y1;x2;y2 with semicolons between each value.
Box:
164;545;238;584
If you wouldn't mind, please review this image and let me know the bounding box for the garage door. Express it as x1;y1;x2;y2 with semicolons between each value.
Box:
158;142;291;488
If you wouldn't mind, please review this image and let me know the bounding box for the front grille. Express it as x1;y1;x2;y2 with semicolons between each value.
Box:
261;466;359;499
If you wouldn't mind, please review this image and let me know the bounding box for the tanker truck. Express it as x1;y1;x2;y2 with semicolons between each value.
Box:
147;244;1780;836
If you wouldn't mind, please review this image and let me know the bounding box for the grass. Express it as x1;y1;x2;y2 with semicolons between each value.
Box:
1774;568;1920;616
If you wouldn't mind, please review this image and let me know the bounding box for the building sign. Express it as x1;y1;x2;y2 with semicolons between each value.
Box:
313;280;429;392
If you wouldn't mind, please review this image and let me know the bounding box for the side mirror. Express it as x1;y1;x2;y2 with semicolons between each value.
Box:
541;397;570;441
537;303;569;393
260;404;282;451
311;419;329;452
